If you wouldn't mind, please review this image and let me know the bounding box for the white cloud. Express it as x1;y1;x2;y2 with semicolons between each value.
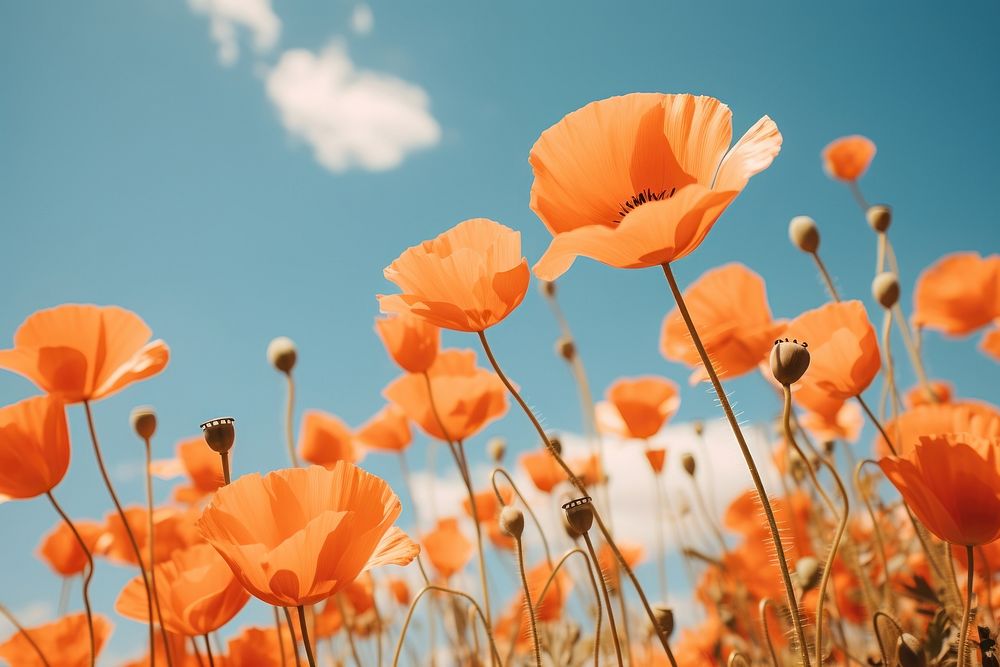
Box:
351;4;375;36
188;0;281;66
265;43;442;172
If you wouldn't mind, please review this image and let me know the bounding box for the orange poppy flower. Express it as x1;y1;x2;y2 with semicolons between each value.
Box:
150;436;225;505
905;380;954;408
374;313;440;373
38;518;103;577
463;486;513;523
226;626;298;666
520;448;603;493
725;490;814;560
198;463;418;607
0;395;70;499
875;401;1000;458
822;135;876;181
784;300;880;400
645;447;667;474
354;404;412;453
383;348;507;442
122;631;198;667
597;376;679;439
597;542;644;591
672;614;726;666
795;389;863;444
379;218;530;332
529;93;781;280
913;252;1000;336
523;560;571;622
983;327;1000;362
116;543;249;636
880;433;1000;545
0;304;169;403
661;263;784;383
298;410;362;468
421;517;473;579
387;577;411;606
0;612;112;667
99;506;202;567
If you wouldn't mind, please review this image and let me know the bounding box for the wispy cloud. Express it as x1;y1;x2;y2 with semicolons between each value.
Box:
265;43;441;173
188;0;281;66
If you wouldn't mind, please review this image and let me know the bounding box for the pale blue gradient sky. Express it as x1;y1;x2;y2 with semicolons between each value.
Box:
1;1;998;662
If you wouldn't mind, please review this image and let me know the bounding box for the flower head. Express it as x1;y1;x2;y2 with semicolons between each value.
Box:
0;613;113;667
355;404;412;453
913;252;1000;336
822;135;876;182
374;313;440;373
421;517;472;579
0;395;70;500
597;376;680;439
37;518;103;577
150;436;225;505
298;409;363;468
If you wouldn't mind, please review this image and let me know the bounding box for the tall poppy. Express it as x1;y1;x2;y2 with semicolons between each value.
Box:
0;395;70;499
150;436;225;505
822;135;876;182
374;313;440;373
874;401;1000;457
880;433;1000;546
355;404;412;452
298;409;362;468
421;517;473;579
660;263;783;382
0;612;112;667
529;93;781;280
794;389;863;444
784;300;880;401
912;252;1000;336
905;380;953;408
197;463;418;607
378;218;530;332
383;349;507;442
0;304;169;403
37;518;103;577
597;376;679;439
115;543;250;636
99;506;202;567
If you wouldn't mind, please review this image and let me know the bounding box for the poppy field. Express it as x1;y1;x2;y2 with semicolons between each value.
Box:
1;83;999;667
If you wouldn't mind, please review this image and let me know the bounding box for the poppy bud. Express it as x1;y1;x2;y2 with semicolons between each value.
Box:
267;336;297;374
487;437;506;463
681;453;696;477
556;337;576;361
789;216;820;253
896;633;925;667
693;421;704;437
866;205;892;233
872;272;900;309
539;280;556;298
562;496;594;534
652;605;674;637
201;417;236;454
770;338;811;386
130;406;157;441
499;506;524;539
795;555;822;591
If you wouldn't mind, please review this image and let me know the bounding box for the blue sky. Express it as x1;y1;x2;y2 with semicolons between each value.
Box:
1;1;998;662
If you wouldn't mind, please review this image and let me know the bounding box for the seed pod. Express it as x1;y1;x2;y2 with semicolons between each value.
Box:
681;453;696;477
130;406;157;441
499;506;524;539
796;555;822;591
896;633;925;667
652;605;674;638
866;205;892;233
872;272;900;309
487;437;506;463
770;338;811;386
267;336;298;374
556;337;576;361
201;417;236;454
789;216;820;253
539;280;556;298
561;496;594;534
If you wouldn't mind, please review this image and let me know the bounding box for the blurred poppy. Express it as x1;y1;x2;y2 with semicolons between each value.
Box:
520;448;602;493
784;300;880;400
121;631;198;667
661;264;783;383
383;349;507;442
462;486;513;523
226;626;298;666
822;135;876;181
150;436;224;505
355;404;412;453
0;304;169;403
298;409;362;468
597;376;680;439
374;313;440;373
725;490;814;560
529;93;781;280
982;326;1000;362
875;401;1000;457
0;612;112;667
880;433;1000;545
37;518;103;577
421;517;473;579
913;252;1000;336
116;543;249;636
645;447;666;474
198;463;418;607
0;395;70;499
796;390;863;444
523;560;571;622
597;541;643;592
905;380;954;408
99;506;201;567
673;614;726;666
379;218;530;332
386;577;411;606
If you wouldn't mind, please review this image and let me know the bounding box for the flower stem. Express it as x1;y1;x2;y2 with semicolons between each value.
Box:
219;451;231;485
393;585;500;667
810;251;841;302
283;607;303;667
296;606;317;667
958;545;974;667
660;263;810;667
514;536;543;667
815;456;849;663
203;635;215;667
45;491;96;667
273;606;288;667
143;436;173;667
0;600;51;666
582;532;624;667
284;372;299;467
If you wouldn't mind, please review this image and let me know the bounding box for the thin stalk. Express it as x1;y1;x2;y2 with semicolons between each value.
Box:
335;595;362;667
782;386;838;517
57;578;71;616
83;401;158;665
648;460;669;600
274;606;288;667
582;532;624;667
880;311;903;426
296;606;317;667
203;635;215;667
283;607;303;667
476;329;677;665
220;452;231;485
659;264;810;667
514;536;543;667
396;452;421;531
490;468;554;567
536;549;603;667
283;372;299;466
45;492;96;666
848;181;869;210
393;585;500;667
979;546;997;626
190;637;206;667
958;545;974;667
876;232;886;274
759;599;780;667
855;461;893;609
0;601;51;667
891;303;937;401
689;473;727;555
143;436;174;667
370;577;385;667
810;252;841;302
815;457;849;664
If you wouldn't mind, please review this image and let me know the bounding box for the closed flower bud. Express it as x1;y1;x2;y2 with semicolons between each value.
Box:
130;406;157;440
681;453;696;477
201;417;236;454
896;633;925;667
866;205;892;233
872;272;900;309
770;339;811;386
795;555;822;591
499;506;524;539
789;216;820;253
539;280;556;298
487;437;506;463
556;337;576;361
652;605;674;637
562;496;594;534
267;336;298;374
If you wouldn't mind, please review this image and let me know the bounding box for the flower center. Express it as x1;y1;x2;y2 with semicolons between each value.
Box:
615;187;676;223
